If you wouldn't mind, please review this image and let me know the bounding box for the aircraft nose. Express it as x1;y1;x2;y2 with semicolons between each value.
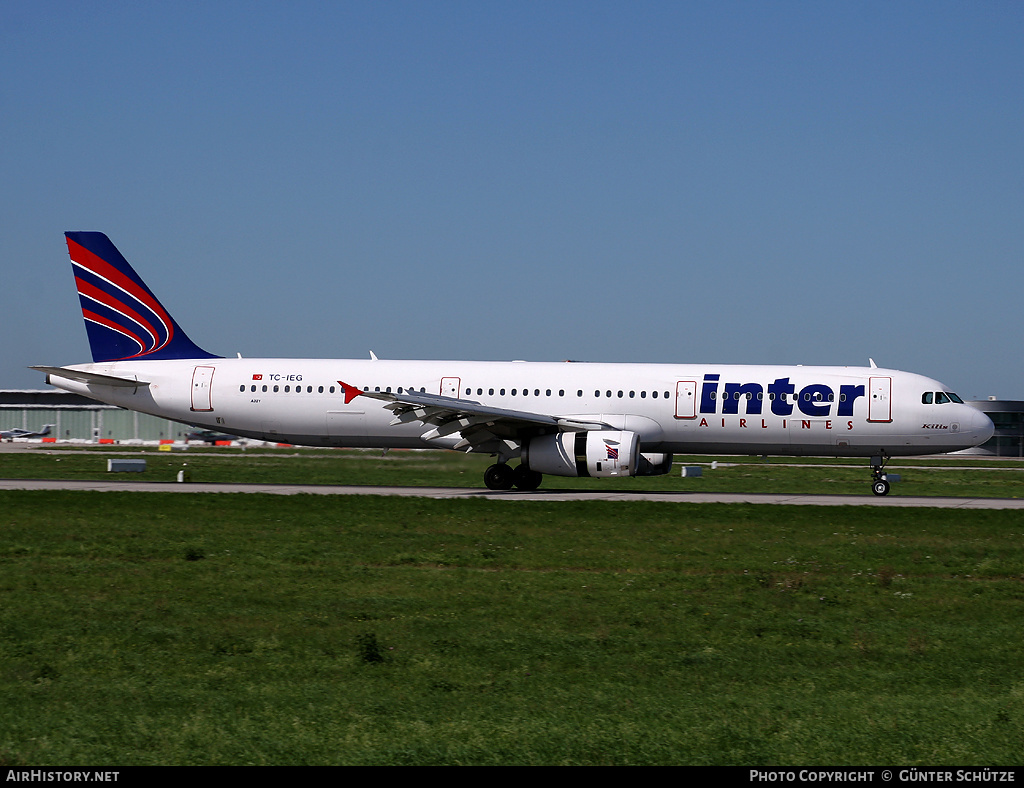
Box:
966;406;995;445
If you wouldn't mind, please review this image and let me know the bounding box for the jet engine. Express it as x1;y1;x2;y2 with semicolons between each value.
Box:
523;430;639;478
635;452;674;476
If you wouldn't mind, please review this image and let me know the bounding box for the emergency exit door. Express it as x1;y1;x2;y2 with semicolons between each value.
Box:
675;381;697;419
191;366;215;412
440;377;461;398
868;376;891;423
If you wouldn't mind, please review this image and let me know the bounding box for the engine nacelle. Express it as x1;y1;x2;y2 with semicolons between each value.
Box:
636;452;674;476
523;430;639;478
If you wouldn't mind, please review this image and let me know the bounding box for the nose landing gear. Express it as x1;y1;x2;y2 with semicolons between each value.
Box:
870;454;891;496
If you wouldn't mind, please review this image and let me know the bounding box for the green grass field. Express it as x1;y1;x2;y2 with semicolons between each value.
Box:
2;476;1023;765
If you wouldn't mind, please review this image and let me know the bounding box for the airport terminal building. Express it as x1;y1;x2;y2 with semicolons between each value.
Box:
967;398;1024;457
0;389;192;443
2;389;1022;456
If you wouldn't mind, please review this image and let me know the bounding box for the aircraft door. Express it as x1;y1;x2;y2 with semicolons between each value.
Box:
868;376;892;423
190;366;215;412
440;377;461;398
675;381;697;419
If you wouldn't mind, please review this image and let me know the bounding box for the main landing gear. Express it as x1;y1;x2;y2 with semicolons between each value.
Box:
484;462;543;491
870;454;890;496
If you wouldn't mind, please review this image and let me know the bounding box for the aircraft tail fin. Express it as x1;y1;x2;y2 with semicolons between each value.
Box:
65;232;220;363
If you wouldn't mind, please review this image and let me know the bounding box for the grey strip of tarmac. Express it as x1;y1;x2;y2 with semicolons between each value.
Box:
1;478;1022;508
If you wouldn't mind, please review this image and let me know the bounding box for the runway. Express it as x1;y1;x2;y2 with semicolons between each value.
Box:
1;478;1022;508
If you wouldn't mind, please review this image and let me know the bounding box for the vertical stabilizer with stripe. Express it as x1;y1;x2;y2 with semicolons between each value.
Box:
65;232;219;363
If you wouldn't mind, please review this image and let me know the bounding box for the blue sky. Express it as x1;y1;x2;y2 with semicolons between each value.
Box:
2;1;1021;398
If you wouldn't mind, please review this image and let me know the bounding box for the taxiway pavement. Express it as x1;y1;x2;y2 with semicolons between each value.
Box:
0;478;1021;508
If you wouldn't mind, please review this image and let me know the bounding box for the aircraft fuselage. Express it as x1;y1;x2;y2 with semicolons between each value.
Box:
45;358;993;458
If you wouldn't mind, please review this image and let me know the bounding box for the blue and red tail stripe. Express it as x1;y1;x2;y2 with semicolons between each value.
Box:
65;232;219;363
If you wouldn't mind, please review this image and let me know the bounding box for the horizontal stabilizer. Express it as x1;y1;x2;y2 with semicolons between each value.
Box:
29;366;149;388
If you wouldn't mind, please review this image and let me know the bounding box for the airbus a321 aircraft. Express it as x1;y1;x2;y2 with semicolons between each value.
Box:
33;232;994;495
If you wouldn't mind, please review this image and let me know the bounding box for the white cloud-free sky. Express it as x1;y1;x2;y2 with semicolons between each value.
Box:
2;1;1021;398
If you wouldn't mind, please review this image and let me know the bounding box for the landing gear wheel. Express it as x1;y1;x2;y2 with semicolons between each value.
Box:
484;463;515;491
869;453;891;497
513;466;543;491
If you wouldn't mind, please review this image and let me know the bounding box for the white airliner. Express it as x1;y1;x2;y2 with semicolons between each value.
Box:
33;232;994;495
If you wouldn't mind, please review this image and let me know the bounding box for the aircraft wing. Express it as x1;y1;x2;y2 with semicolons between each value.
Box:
344;382;607;452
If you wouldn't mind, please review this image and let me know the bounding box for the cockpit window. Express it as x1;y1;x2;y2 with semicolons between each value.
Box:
925;391;965;405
